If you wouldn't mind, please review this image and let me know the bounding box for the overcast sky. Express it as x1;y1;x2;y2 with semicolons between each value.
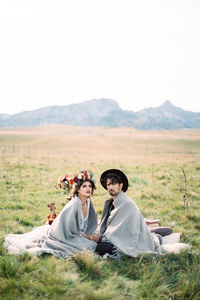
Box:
0;0;200;114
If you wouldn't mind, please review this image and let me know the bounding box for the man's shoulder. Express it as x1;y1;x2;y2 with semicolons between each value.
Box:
115;192;135;206
120;193;139;209
119;191;133;202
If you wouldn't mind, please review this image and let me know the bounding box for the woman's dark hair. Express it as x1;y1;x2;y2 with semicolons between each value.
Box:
70;179;96;198
103;173;123;186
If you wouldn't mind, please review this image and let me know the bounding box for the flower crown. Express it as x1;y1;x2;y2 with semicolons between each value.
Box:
57;170;95;192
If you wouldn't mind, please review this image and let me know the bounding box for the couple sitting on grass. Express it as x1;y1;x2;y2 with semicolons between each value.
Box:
4;169;190;259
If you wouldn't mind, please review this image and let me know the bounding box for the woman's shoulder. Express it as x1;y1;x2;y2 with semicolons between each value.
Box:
59;196;80;212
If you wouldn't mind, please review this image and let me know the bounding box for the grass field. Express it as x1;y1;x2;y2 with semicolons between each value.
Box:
0;125;200;299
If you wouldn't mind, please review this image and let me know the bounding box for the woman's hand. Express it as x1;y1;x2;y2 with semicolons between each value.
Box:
81;233;100;242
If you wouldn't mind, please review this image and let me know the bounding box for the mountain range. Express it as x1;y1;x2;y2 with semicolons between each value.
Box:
0;99;200;130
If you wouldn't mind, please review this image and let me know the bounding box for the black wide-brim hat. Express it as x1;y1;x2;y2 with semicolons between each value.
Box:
100;169;129;192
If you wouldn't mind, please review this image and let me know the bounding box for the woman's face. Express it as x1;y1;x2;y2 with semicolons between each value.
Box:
78;181;93;198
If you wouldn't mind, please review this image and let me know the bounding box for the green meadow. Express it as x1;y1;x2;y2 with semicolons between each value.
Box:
0;125;200;299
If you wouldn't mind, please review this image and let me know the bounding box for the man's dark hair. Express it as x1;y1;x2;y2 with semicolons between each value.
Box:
104;173;123;186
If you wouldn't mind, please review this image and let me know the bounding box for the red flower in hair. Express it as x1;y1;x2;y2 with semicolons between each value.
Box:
57;170;95;192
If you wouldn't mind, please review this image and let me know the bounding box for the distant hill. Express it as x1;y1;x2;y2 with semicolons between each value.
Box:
0;98;200;130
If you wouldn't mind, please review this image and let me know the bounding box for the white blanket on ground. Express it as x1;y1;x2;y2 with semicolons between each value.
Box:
161;233;191;254
4;196;97;258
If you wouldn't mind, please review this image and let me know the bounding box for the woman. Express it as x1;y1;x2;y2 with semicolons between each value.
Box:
4;170;98;258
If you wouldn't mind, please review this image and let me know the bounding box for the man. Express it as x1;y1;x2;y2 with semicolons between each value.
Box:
95;169;160;258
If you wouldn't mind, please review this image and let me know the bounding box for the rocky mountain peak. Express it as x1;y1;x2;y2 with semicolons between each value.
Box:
0;99;199;129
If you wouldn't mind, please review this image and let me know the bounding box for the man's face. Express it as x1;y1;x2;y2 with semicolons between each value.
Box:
106;178;123;197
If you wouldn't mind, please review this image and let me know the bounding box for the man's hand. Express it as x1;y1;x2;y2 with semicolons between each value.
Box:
91;234;100;242
81;233;100;242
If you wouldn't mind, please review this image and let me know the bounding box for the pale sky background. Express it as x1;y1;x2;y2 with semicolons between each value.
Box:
0;0;200;115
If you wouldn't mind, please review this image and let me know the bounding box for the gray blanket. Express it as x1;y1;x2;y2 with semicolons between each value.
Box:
42;196;97;257
99;191;159;257
4;196;97;258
